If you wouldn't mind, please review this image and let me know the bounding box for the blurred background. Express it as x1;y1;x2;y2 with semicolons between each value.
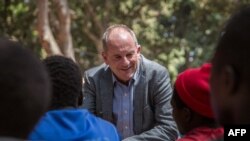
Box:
0;0;249;82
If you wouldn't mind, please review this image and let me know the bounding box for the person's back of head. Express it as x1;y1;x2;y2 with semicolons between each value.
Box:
210;6;250;125
172;63;219;134
30;55;120;141
0;38;51;139
43;55;83;110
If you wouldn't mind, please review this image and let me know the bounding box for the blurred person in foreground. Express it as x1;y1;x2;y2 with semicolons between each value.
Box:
0;38;51;140
82;24;177;140
210;5;250;136
172;63;224;141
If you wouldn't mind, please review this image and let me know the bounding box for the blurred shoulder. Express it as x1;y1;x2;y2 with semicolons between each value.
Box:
84;63;109;77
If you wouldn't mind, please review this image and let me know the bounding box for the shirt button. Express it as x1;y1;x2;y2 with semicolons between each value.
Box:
124;93;128;96
125;126;128;129
124;110;128;114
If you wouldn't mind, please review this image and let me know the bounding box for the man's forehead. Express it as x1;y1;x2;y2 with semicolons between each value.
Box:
109;28;131;39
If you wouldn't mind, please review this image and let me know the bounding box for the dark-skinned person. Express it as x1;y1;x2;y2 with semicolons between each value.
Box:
171;63;224;141
0;38;51;140
210;5;250;141
29;56;120;141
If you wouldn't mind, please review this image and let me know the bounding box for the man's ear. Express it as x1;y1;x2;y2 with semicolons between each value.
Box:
137;44;141;52
221;65;239;94
102;51;108;64
136;45;141;59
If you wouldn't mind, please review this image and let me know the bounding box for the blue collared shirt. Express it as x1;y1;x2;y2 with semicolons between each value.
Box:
112;66;140;139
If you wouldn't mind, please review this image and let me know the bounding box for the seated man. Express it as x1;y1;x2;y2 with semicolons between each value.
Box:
82;24;177;141
0;39;51;140
29;55;120;141
172;63;224;141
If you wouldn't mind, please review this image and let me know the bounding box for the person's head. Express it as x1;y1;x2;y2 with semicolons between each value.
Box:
0;39;51;139
102;24;141;85
210;6;250;125
43;55;83;110
171;63;217;134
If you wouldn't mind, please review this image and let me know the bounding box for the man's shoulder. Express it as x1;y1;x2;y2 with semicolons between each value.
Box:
141;56;168;73
85;63;109;77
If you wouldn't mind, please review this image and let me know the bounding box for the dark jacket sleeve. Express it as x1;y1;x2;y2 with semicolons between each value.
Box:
81;70;97;114
123;63;178;141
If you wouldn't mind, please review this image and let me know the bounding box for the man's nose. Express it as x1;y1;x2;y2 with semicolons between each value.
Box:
121;57;130;66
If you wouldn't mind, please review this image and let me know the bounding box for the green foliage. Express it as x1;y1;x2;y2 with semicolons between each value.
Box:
0;0;40;56
1;0;250;82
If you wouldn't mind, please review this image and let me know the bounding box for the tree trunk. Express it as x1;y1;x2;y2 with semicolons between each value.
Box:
37;0;62;55
82;0;105;64
53;0;75;61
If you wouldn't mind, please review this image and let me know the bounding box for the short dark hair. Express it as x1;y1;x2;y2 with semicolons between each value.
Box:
43;55;83;110
212;6;250;86
172;86;187;109
0;39;51;139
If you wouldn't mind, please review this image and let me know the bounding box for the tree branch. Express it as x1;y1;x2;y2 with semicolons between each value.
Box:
84;0;104;36
53;0;75;61
37;0;62;55
82;27;102;52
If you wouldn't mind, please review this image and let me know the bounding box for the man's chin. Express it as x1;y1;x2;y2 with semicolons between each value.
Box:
121;76;133;82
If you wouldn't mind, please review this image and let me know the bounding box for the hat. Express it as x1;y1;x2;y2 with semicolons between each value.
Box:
175;63;213;118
